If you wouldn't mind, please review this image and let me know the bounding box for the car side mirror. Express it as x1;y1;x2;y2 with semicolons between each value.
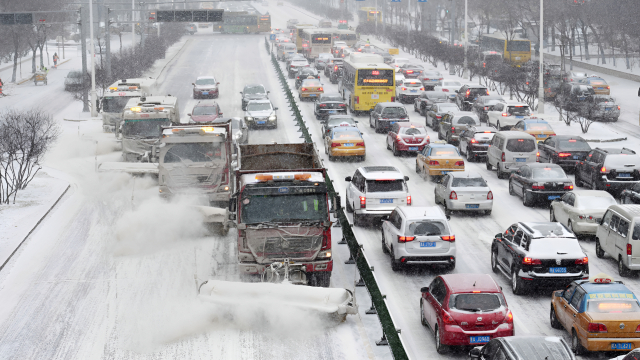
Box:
191;83;195;86
420;286;429;293
446;215;451;220
404;176;409;181
495;233;503;239
219;112;223;116
345;176;352;182
228;197;237;213
553;198;560;202
267;91;270;94
217;82;220;85
469;347;482;359
187;113;192;117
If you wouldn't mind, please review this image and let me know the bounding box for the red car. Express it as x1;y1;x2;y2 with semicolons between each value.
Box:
420;274;514;354
188;101;223;123
385;122;429;156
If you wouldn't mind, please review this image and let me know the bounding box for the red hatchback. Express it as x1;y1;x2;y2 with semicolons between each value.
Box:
420;274;514;354
386;122;429;156
188;101;223;123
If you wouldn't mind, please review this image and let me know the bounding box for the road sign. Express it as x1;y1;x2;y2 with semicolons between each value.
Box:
269;34;276;40
155;10;224;23
391;0;401;2
418;0;428;2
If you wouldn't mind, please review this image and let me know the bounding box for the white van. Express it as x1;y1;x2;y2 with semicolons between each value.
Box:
595;204;640;276
486;131;538;179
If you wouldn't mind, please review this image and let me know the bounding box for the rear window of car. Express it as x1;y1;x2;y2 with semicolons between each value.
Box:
428;92;448;99
507;106;531;116
604;154;640;168
526;123;552;131
431;148;460;157
451;177;487;187
438;104;459;112
468;88;488;97
558;139;591;151
506;138;536;152
587;299;640;313
400;127;426;135
424;72;442;78
333;130;360;139
577;196;615;209
405;82;422;87
454;116;478;126
302;80;321;87
449;293;504;312
532;167;566;179
589;79;606;85
321;95;342;102
381;107;407;117
406;221;449;236
366;179;404;192
442;81;460;86
593;96;615;103
474;132;495;141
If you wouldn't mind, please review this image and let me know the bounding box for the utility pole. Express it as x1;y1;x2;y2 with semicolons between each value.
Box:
80;6;89;112
90;0;97;117
463;0;468;79
538;0;545;115
105;6;111;81
131;0;135;48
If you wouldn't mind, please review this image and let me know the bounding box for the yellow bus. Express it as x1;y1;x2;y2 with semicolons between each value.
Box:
293;24;316;51
339;53;395;113
358;7;382;23
479;32;531;66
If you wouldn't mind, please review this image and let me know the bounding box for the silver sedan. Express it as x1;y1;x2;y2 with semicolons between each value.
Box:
434;171;493;215
549;190;616;236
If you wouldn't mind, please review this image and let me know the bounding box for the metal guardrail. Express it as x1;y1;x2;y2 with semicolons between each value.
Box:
265;37;410;360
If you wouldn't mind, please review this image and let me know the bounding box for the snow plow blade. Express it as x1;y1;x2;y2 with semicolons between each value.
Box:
97;162;159;175
198;280;358;323
194;206;228;223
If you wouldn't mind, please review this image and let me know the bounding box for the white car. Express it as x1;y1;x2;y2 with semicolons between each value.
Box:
550;190;616;236
434;172;493;215
381;206;456;271
486;101;533;130
390;57;410;72
434;80;463;100
396;78;424;104
395;73;405;87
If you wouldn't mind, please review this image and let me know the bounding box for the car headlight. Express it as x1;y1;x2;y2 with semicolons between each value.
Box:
245;116;253;121
269;115;277;121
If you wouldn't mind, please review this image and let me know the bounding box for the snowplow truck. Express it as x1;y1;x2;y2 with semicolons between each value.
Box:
229;143;333;287
100;77;156;133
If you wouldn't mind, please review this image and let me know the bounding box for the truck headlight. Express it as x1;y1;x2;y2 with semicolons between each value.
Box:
245;116;253;121
269;115;277;121
317;250;332;259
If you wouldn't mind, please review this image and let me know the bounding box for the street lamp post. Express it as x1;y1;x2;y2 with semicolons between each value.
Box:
89;0;97;117
463;0;468;79
538;0;545;114
131;0;135;47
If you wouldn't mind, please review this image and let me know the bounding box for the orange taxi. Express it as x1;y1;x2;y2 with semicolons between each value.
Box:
299;78;324;101
550;274;640;355
415;141;464;178
324;126;365;161
511;119;556;143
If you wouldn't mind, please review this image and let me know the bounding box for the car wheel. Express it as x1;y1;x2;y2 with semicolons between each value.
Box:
567;220;574;233
497;163;505;179
591;179;598;190
550;306;562;329
496;120;501;130
420;300;427;326
435;326;448;354
393;144;400;157
486;160;492;171
381;230;389;254
416;161;422;174
485;209;492;215
491;248;499;273
353;211;360;226
509;180;516;196
390;247;401;271
619;256;631;277
511;267;525;295
574;170;583;187
595;238;605;258
374;120;380;133
369;115;374;128
437;131;443;140
571;329;586;355
522;190;532;207
550;208;556;222
443;201;451;216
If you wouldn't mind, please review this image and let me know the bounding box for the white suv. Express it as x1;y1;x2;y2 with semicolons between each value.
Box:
381;206;455;271
345;166;411;226
487;101;533;131
396;78;424;104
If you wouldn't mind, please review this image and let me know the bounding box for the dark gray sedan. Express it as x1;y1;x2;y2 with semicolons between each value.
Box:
508;163;573;207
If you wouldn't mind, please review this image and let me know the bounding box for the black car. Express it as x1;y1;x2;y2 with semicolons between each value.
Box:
324;58;344;77
491;222;588;295
369;102;409;133
458;126;496;162
295;67;320;89
538;135;591;169
398;63;424;78
575;147;640;194
472;95;505;123
240;84;269;111
555;82;595;112
470;336;575;360
621;183;640;205
314;93;348;120
508;163;573;206
455;84;489;111
322;115;357;138
425;102;460;131
413;91;448;116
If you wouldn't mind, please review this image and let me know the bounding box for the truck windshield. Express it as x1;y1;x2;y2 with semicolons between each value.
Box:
241;193;328;223
163;142;225;163
122;118;170;138
102;97;131;112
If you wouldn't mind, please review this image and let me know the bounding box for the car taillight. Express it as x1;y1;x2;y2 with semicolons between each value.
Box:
331;142;341;147
618;106;621;110
470;138;477;143
442;89;449;92
501;152;505;162
558;153;571;157
601;166;607;173
454;161;464;166
321;227;331;250
523;257;542;265
449;191;457;200
487;191;493;200
391;97;395;102
575;257;589;265
334;65;338;71
607;86;611;89
636;324;640;332
301;88;307;91
564;182;574;190
339;104;346;107
398;235;415;243
465;90;470;96
429;160;439;165
505;310;513;324
420;87;424;91
441;235;455;242
532;182;545;190
484;106;489;111
628;244;633;255
536;152;540;162
436;115;442;119
588;323;608;333
318;87;323;91
407;195;412;205
355;96;359;104
486;90;490;95
451;126;455;132
356;142;365;146
319;104;327;107
360;196;366;208
402;87;407;91
501;113;508;117
442;309;456;324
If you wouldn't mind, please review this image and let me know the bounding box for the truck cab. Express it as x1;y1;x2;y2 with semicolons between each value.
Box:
100;77;156;133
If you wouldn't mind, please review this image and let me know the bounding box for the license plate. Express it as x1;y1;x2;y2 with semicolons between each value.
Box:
619;173;632;177
380;199;393;204
441;171;449;174
309;94;317;97
470;336;490;344
410;90;417;93
420;241;436;248
466;204;480;209
257;121;266;125
573;156;580;160
537;134;546;138
371;94;379;99
328;110;336;114
515;158;526;162
516;116;524;119
202;91;209;95
612;343;633;350
550;267;567;273
408;147;418;151
605;107;612;111
578;96;586;101
598;87;604;90
343;143;354;147
391;122;396;125
548;195;561;200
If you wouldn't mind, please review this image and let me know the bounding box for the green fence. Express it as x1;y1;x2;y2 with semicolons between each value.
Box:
266;37;409;360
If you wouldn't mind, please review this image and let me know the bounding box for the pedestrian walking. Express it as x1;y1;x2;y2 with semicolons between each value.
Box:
53;53;59;67
0;78;3;96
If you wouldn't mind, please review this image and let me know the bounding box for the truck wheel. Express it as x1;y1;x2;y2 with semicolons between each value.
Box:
312;272;331;287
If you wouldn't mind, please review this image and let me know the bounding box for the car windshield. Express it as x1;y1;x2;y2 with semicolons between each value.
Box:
192;106;217;115
507;106;531;116
400;127;425;135
406;221;449;236
604;154;640;168
196;78;216;85
241;193;328;223
438;104;459;112
449;293;503;312
231;119;241;130
587;299;640;313
302;80;321;87
526;123;552;131
244;86;266;94
381;107;407;117
593;96;615;103
506;138;536;152
102;97;131;113
532;167;566;179
455;116;477;126
122;118;170;138
558;139;591;151
431;148;460;157
163;142;224;163
451;177;487;187
247;103;272;111
333;131;360;139
577;196;615;209
366;179;404;192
